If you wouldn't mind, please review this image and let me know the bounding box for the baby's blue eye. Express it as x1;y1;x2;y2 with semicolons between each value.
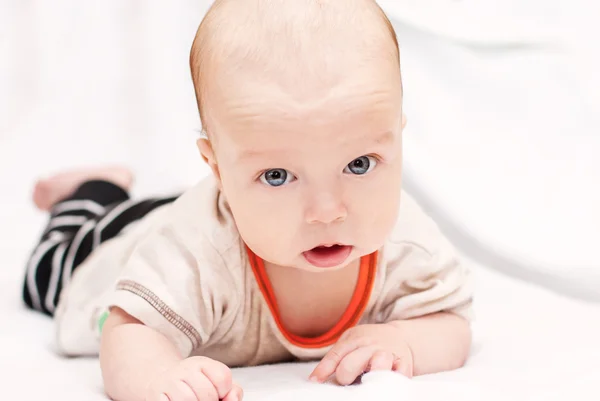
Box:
260;169;295;187
344;156;377;175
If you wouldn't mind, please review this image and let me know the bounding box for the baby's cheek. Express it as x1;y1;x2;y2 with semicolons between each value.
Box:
234;205;294;259
220;182;288;256
366;188;401;242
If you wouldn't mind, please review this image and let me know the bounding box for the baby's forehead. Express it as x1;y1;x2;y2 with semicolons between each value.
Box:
191;0;400;131
208;63;401;131
208;82;402;156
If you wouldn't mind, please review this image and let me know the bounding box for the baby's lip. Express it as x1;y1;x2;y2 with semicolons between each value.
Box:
305;243;347;252
303;244;353;268
314;243;343;248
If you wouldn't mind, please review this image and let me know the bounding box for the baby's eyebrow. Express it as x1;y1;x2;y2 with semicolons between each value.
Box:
372;130;394;145
341;130;395;147
237;130;395;162
235;148;276;163
237;150;261;160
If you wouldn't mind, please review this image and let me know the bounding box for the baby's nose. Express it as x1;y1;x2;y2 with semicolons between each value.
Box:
305;192;347;225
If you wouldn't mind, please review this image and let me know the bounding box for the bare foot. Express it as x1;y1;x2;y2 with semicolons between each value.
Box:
33;166;134;211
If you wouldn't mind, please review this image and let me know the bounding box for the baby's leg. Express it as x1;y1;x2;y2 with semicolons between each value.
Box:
22;170;177;316
32;166;133;211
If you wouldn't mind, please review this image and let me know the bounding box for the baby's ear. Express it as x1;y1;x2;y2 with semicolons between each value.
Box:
196;138;222;186
197;137;212;164
401;112;407;130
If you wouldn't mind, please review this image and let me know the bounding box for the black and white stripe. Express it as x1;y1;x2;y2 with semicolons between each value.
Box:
22;180;178;316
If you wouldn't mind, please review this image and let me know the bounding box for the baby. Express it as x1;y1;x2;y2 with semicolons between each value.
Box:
22;1;473;400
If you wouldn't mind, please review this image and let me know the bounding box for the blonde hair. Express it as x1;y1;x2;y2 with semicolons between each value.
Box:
190;0;400;132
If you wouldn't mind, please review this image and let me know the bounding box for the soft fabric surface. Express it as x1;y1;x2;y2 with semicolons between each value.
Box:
378;0;600;301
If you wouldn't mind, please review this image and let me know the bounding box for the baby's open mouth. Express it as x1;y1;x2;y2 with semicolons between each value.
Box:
303;244;352;268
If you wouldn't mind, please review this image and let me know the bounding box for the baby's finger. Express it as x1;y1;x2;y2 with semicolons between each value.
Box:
335;346;376;386
199;359;233;399
309;340;361;383
164;379;197;401
392;356;414;378
222;383;244;401
147;393;170;401
182;370;219;401
368;350;395;372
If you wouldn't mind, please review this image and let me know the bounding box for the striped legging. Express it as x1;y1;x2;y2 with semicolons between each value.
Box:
22;180;178;316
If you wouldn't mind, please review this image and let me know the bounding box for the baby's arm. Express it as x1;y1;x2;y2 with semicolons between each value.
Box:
95;194;246;401
388;312;471;375
309;312;470;384
100;307;180;401
100;308;241;401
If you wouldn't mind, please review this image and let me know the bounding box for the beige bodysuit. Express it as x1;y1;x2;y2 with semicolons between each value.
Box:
54;176;474;365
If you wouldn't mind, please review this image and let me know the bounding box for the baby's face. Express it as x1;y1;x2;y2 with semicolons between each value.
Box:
202;64;404;272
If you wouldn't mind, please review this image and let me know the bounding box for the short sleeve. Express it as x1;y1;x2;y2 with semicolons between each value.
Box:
108;217;237;358
373;193;474;323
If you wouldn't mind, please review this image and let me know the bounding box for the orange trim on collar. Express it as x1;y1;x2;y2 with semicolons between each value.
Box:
246;247;378;349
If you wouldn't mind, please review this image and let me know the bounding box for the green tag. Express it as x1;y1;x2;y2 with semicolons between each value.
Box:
98;311;109;333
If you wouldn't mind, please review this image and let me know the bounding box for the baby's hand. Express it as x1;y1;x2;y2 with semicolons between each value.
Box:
146;356;243;401
309;323;414;385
